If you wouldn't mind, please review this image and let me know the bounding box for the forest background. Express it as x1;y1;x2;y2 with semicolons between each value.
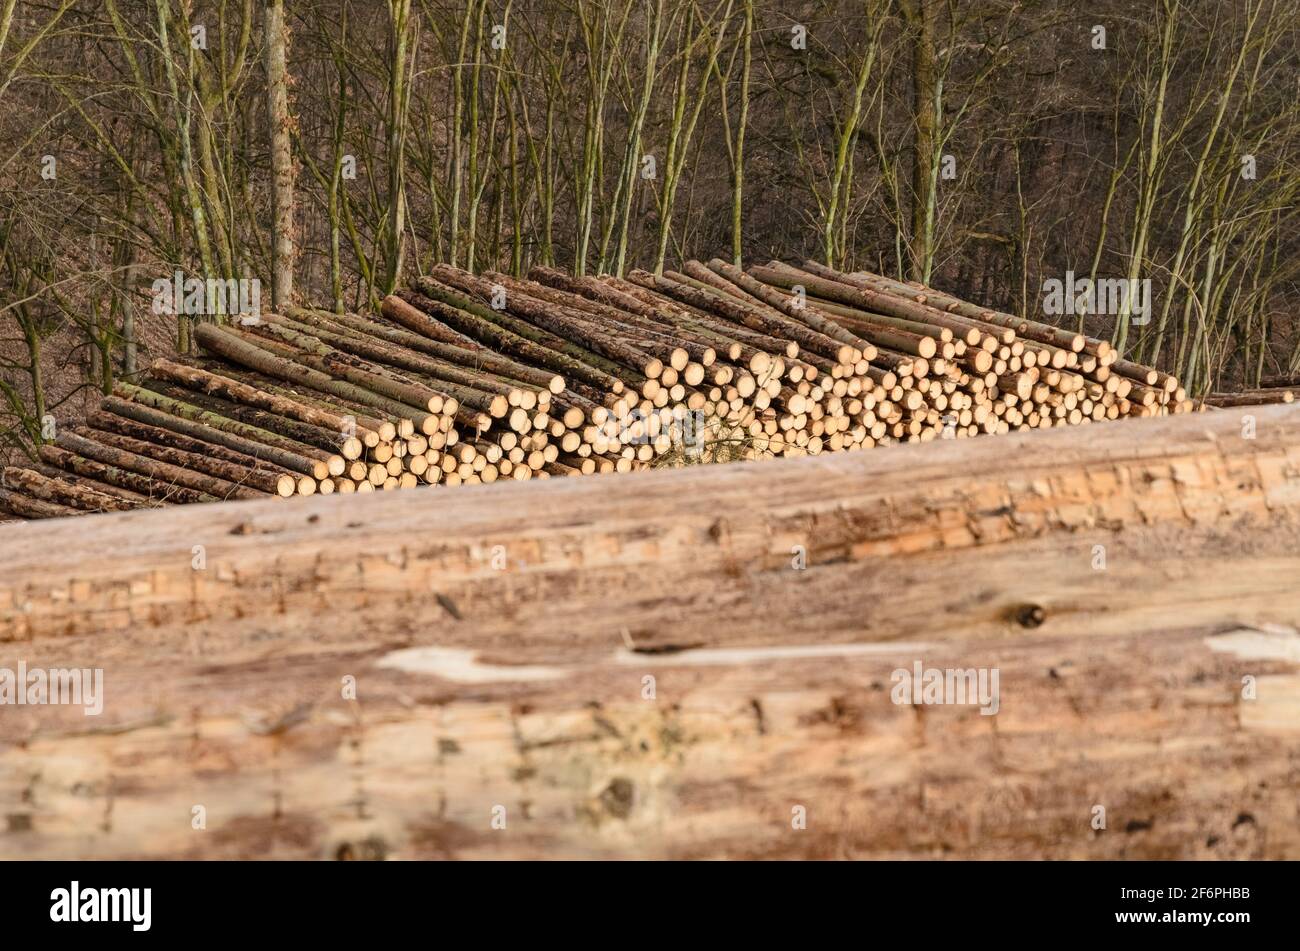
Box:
1;0;1296;459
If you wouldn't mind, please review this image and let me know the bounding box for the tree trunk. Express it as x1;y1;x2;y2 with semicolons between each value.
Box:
900;0;937;281
266;0;295;308
380;0;412;293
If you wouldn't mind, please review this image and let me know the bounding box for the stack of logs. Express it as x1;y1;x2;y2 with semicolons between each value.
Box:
0;259;1194;520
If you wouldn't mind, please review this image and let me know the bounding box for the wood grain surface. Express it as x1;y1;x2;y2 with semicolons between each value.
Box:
1;405;1298;858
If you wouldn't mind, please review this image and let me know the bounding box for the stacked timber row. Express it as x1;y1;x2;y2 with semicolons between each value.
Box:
0;260;1194;520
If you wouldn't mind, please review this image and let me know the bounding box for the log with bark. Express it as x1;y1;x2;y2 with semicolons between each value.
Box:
1;405;1296;858
1;466;137;513
1205;388;1296;407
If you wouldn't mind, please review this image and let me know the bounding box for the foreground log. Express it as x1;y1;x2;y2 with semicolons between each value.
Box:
1;406;1298;858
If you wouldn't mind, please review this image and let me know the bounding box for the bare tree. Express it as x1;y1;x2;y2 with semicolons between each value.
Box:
267;0;296;308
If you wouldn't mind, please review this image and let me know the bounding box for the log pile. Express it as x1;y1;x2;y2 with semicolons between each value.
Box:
0;259;1194;519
